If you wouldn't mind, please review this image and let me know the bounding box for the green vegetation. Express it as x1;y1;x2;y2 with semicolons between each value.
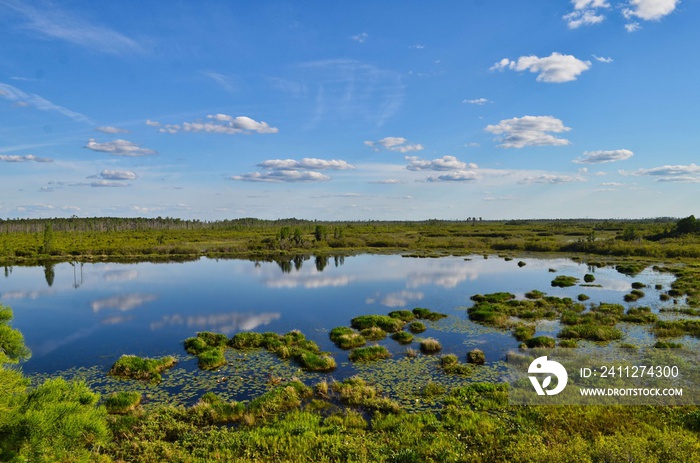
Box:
359;326;387;340
390;331;414;344
654;341;683;349
525;336;556;348
419;338;442;354
408;321;427;333
348;345;391;362
583;273;595;283
551;275;579;287
330;376;400;413
440;354;473;375
387;309;415;322
512;323;536;342
329;327;366;349
621;306;657;323
104;391;141;414
350;314;405;332
466;348;486;365
624;289;646;302
108;355;176;382
230;330;336;372
411;307;448;321
577;293;590;301
184;331;228;370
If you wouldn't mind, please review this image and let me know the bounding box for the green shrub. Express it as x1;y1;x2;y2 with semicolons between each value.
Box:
512;323;535;342
412;307;448;321
577;293;590;301
654;341;682;348
525;290;545;299
359;326;387;340
583;274;595;283
197;348;227;370
559;339;577;348
229;331;264;349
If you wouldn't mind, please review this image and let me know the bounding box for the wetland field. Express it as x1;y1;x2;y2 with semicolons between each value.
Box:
2;217;700;462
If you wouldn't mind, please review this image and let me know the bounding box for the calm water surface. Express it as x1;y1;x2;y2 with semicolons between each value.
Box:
2;254;676;378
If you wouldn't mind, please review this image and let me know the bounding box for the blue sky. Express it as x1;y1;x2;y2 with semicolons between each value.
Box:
0;0;697;220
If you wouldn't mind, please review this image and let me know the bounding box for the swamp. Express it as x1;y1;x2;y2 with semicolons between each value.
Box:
1;218;700;461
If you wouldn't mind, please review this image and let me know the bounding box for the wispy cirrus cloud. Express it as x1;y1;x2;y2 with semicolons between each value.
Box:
490;52;592;83
463;98;492;105
574;149;634;163
3;0;144;55
85;139;157;157
0;82;91;123
485;115;571;148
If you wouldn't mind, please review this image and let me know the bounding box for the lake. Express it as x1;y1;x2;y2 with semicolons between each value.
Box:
0;254;681;408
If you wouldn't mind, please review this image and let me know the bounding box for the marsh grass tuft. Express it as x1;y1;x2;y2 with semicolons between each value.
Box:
466;348;486;365
412;307;448;321
351;315;405;333
349;345;391;362
391;331;414;344
419;338;442;354
108;355;176;382
551;275;579;287
104;391;141;414
407;321;427;333
359;326;387;340
525;336;556;348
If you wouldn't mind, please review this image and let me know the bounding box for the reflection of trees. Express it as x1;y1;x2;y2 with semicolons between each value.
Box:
334;256;344;267
42;261;55;287
293;255;307;271
277;259;292;273
315;256;328;272
4;266;12;278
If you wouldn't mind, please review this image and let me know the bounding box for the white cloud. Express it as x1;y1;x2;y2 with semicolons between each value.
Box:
371;178;405;184
231;170;331;183
623;0;678;21
426;170;480;182
364;137;424;153
520;174;586;184
406;155;474;171
485;115;571;148
574;149;634;163
625;22;642;32
98;169;138;180
157;114;278;135
573;0;610;8
490;52;592;83
463;98;491;105
593;55;613;63
90;180;130;188
85;139;157;157
0;154;53;163
564;9;606;28
0;82;91;123
626;163;700;182
258;158;355;170
145;119;160;127
351;32;369;43
96;126;129;134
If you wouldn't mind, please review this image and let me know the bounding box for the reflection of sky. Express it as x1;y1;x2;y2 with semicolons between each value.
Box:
0;255;678;374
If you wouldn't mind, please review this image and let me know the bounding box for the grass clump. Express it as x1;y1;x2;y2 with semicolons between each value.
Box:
422;381;446;397
185;331;229;370
228;331;264;349
440;353;474;374
196;348;227;370
247;379;313;419
466;348;486;365
654;341;683;348
621;306;657;324
577;293;590;301
558;324;623;342
391;331;414;344
631;282;647;289
470;292;515;304
104;391;141;414
653;319;700;338
419;338;442;354
388;310;415;322
108;355;176;382
408;321;427;333
230;330;336;372
525;289;545;299
512;323;535;342
525;336;556;348
330;376;400;413
349;345;391;362
359;326;387;340
624;289;646;302
551;275;579;287
329;327;366;349
559;339;577;348
350;314;405;333
195;392;245;424
583;274;596;283
412;307;448;321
